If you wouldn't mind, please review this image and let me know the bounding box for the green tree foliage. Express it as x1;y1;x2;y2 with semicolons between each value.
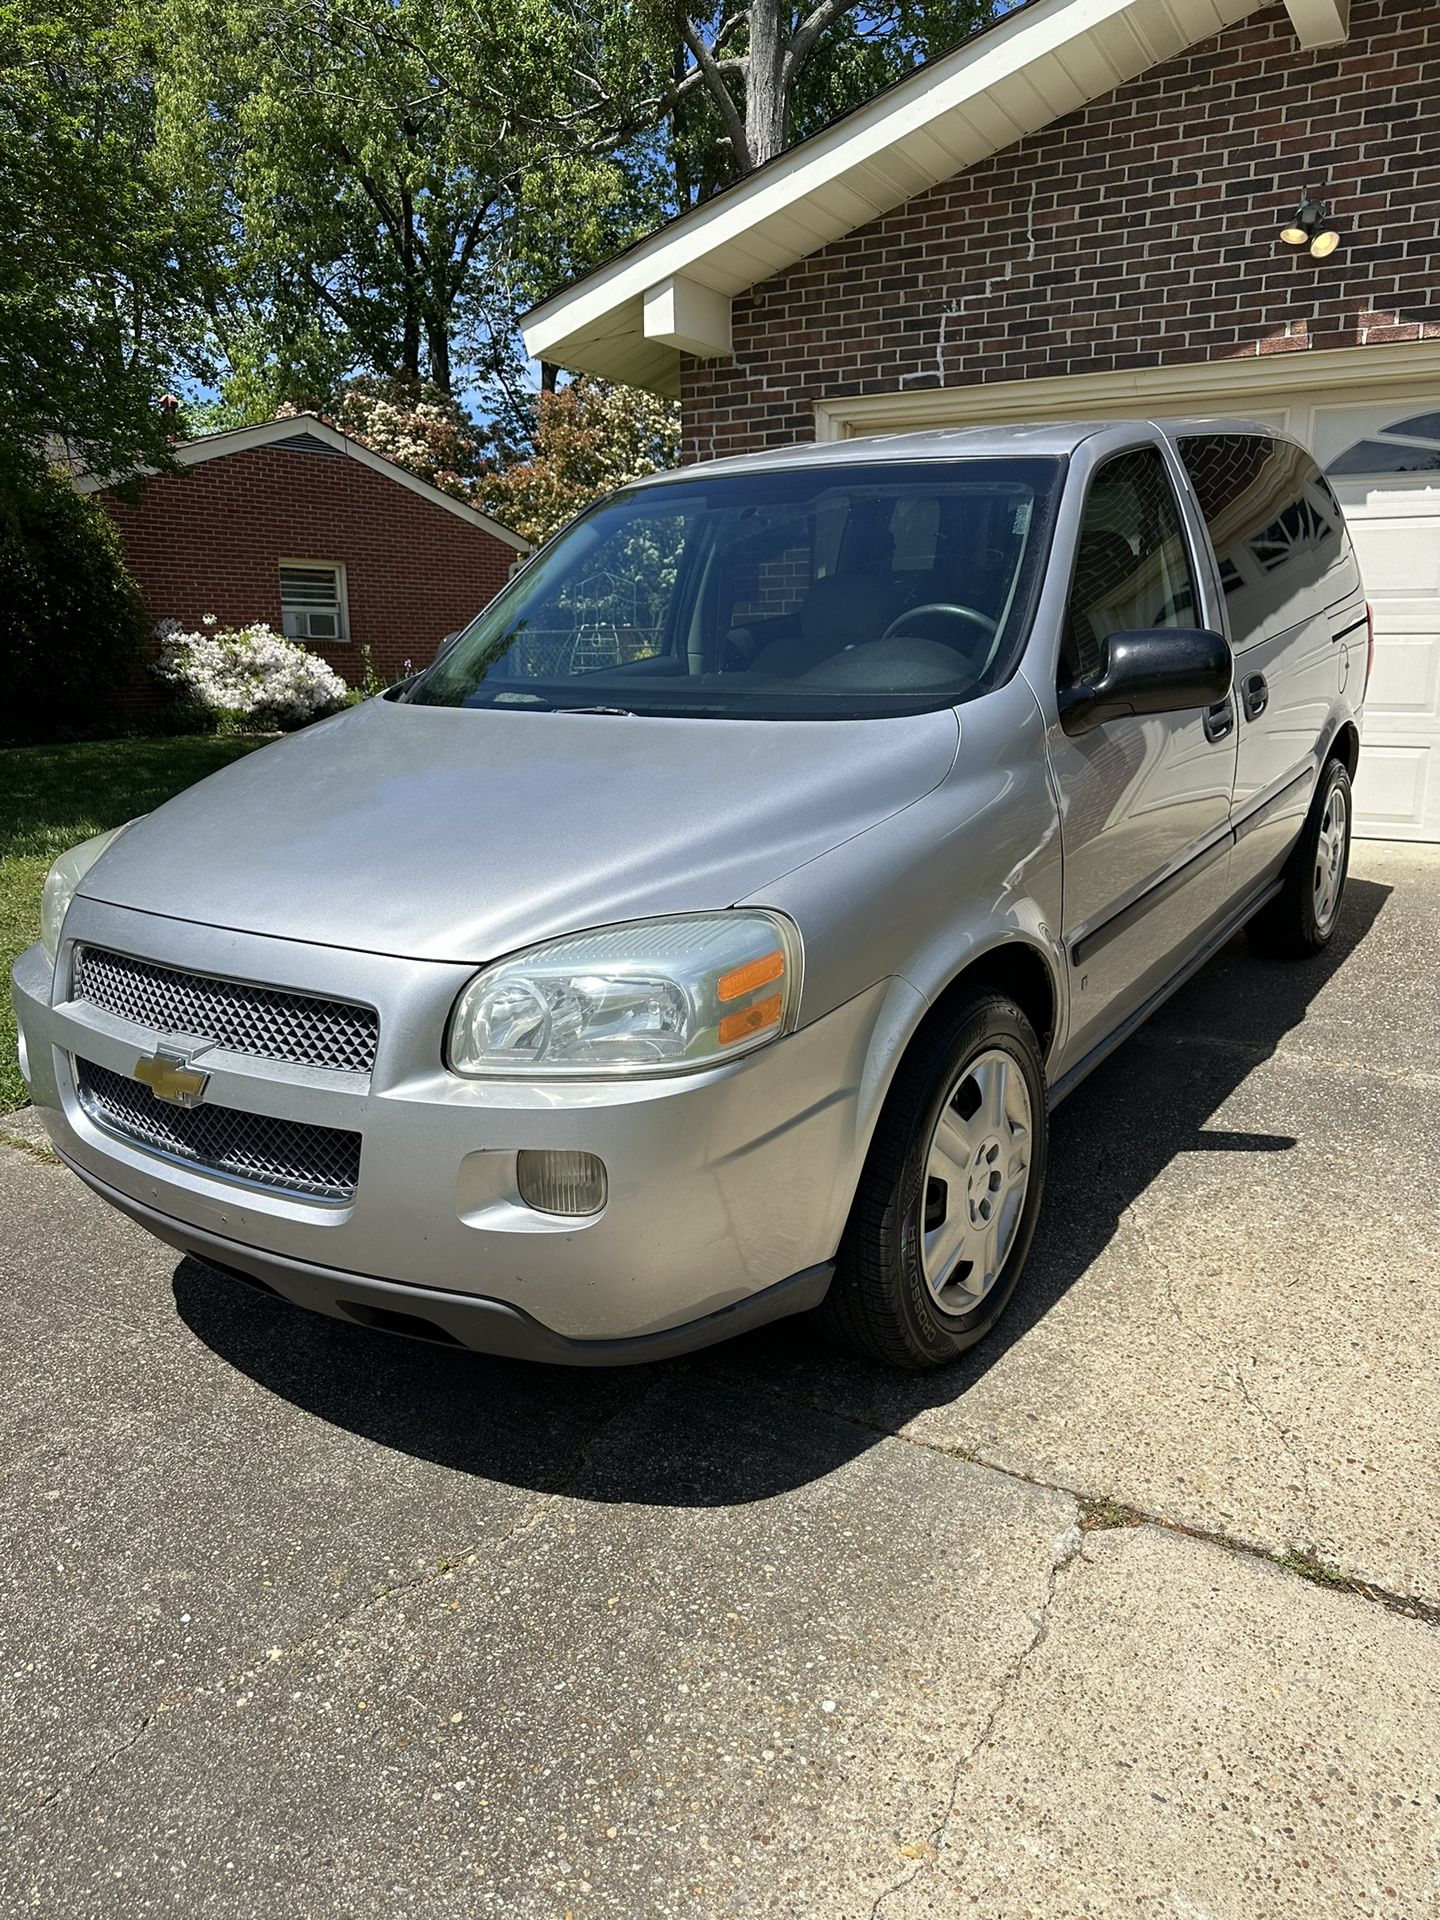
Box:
524;1;1007;205
0;469;150;745
0;0;203;488
152;0;667;429
2;0;1014;513
479;379;681;545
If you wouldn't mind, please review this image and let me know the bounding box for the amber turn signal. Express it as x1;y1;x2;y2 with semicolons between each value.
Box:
718;993;784;1047
716;948;786;1003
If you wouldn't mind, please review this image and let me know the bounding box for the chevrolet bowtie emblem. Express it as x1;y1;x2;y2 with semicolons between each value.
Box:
133;1048;209;1108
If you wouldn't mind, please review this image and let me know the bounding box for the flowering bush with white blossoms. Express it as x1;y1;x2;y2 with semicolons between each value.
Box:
155;619;348;729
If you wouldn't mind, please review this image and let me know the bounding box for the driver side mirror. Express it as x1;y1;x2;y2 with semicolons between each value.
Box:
1058;627;1232;737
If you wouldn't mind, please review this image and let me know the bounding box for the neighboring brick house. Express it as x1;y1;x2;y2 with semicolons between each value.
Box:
523;0;1440;840
78;414;528;690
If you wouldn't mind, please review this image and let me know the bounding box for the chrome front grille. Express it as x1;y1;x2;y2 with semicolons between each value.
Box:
76;1059;361;1201
73;947;378;1075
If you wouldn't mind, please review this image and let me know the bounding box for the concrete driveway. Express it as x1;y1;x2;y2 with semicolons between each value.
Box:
2;842;1437;1919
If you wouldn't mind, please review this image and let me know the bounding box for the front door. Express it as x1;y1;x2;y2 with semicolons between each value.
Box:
1047;444;1237;1064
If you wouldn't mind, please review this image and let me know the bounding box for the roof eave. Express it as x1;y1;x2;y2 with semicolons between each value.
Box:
523;0;1324;394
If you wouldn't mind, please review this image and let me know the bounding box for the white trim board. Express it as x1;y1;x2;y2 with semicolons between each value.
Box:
74;414;530;553
811;341;1440;440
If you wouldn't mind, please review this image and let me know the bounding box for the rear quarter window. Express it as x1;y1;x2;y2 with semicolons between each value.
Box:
1177;433;1361;649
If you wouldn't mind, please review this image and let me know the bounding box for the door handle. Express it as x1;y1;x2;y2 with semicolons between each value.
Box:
1203;698;1234;743
1241;672;1268;720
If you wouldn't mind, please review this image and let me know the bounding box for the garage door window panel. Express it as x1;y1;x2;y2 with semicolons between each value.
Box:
1325;410;1440;478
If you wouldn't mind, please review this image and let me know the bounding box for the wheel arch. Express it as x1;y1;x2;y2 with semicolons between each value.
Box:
1329;720;1360;781
853;937;1060;1173
920;936;1059;1061
845;934;1060;1222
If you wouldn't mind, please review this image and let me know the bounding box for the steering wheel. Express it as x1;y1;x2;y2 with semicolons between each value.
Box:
880;603;997;644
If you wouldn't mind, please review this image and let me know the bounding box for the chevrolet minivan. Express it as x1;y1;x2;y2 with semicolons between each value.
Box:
12;421;1368;1368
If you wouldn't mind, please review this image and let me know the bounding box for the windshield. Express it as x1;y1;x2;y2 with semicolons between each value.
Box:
410;457;1064;720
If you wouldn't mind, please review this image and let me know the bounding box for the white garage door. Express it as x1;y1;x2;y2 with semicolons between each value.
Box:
1307;405;1440;842
1144;398;1439;839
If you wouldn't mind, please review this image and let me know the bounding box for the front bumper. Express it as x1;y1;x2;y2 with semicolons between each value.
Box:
13;900;921;1353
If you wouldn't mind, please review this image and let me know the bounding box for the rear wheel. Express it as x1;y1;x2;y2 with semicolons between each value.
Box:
821;991;1048;1369
1248;757;1352;959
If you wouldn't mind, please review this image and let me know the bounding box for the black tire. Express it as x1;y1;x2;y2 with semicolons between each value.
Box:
1247;757;1353;959
821;990;1048;1370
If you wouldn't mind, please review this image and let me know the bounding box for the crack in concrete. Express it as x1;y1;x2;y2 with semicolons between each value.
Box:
0;1131;60;1167
21;1713;153;1823
221;1374;664;1693
868;1513;1085;1918
1129;1199;1323;1558
691;1358;1440;1622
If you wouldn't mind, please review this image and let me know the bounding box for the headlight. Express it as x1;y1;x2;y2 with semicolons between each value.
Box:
447;911;802;1078
40;823;136;964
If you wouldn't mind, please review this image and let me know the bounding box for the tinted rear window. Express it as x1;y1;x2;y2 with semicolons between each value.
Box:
1177;433;1359;648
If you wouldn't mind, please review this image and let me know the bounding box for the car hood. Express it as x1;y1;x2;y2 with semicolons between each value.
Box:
82;696;961;963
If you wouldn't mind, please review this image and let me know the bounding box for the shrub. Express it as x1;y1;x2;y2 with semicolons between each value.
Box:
0;465;150;746
155;621;347;730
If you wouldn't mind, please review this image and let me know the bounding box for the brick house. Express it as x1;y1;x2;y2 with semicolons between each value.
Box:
523;0;1440;840
78;414;529;689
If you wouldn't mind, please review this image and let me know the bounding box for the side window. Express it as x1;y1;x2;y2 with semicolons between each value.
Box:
1177;433;1355;647
1063;447;1197;682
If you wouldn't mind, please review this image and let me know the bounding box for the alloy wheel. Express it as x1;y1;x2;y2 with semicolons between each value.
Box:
920;1047;1033;1315
1314;782;1348;932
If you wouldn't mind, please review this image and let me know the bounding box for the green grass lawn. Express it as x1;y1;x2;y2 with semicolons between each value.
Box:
0;735;267;1112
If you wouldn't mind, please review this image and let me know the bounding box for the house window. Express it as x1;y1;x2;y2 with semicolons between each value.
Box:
279;562;348;642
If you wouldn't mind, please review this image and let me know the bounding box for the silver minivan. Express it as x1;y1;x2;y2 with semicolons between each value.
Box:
12;421;1369;1368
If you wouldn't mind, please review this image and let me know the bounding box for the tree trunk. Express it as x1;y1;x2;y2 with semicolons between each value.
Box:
670;43;693;208
744;0;789;169
426;316;451;394
400;301;422;382
399;190;421;380
540;361;559;393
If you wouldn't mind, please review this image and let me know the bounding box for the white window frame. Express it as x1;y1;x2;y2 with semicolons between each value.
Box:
279;559;350;644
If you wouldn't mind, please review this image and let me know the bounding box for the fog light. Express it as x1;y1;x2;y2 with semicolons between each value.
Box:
516;1149;607;1217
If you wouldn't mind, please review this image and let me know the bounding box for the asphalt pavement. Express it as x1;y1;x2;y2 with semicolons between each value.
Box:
2;841;1436;1918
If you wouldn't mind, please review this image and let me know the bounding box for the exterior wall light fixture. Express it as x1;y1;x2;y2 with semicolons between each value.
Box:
1280;195;1341;259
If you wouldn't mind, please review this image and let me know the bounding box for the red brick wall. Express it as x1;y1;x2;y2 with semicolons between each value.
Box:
682;0;1439;460
101;441;518;688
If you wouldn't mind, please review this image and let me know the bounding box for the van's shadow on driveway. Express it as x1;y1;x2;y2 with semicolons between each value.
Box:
174;878;1392;1508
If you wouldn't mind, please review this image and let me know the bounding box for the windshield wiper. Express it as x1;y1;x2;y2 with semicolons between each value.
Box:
557;704;635;717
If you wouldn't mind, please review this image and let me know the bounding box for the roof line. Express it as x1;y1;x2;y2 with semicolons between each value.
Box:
73;412;530;551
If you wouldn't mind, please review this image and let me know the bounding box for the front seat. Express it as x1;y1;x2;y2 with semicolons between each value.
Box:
750;571;893;679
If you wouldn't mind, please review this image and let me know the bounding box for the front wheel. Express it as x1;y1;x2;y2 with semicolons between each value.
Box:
821;991;1048;1369
1247;757;1352;959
